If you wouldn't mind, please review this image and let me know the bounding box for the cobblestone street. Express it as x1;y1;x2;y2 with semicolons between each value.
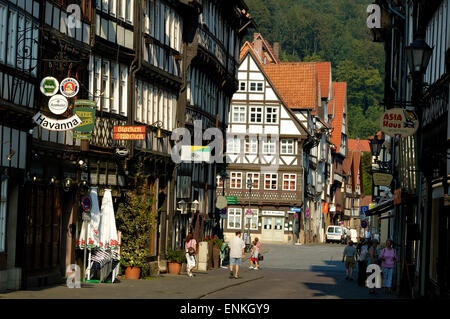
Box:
0;244;399;299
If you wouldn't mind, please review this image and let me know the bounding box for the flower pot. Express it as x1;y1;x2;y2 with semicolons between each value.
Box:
213;246;220;269
168;262;182;275
125;266;141;279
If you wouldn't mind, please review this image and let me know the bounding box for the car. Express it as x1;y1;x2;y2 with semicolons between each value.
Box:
325;226;346;244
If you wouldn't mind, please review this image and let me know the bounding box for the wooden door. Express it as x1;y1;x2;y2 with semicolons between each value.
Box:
261;217;273;242
273;217;284;242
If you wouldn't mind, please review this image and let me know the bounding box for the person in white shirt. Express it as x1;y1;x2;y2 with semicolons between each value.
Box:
228;231;245;279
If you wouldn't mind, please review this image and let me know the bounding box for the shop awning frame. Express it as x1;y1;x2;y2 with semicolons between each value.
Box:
365;199;394;216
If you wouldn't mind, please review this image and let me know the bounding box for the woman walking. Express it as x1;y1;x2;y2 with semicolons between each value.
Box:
367;239;380;294
357;240;369;287
379;239;397;294
185;233;197;277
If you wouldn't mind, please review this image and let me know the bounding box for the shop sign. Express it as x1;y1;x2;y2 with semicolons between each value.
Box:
323;202;329;214
181;145;211;162
32;112;82;131
373;172;393;186
379;108;419;137
40;76;59;96
113;126;146;140
48;94;69;115
225;196;238;204
262;211;285;217
216;196;228;209
60;77;79;98
73;100;96;139
290;207;301;212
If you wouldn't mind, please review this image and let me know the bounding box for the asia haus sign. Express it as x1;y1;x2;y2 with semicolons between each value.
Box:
33;112;82;131
379;108;419;137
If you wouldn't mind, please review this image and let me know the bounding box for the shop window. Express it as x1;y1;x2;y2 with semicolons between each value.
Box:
227;208;242;229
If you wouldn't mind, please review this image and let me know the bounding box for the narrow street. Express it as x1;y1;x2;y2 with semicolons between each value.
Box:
0;244;398;299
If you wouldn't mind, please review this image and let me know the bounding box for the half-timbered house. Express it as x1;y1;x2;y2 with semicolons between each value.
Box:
220;44;310;244
0;0;40;292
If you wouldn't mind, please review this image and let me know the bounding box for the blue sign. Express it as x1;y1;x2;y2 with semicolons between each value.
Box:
290;207;301;212
305;208;310;219
360;206;369;216
361;220;368;228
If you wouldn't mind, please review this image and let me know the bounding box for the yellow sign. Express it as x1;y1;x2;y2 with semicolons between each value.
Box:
373;173;393;186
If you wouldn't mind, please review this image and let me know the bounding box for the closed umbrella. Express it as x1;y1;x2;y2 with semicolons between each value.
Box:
99;189;119;251
78;187;101;249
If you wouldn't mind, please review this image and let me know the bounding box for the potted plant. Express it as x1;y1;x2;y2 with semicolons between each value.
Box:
167;249;187;275
116;159;156;279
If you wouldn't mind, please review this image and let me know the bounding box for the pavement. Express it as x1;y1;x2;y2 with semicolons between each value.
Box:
0;244;402;299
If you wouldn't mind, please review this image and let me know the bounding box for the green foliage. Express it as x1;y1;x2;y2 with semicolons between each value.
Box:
245;0;385;139
116;159;156;269
361;151;373;196
167;249;187;264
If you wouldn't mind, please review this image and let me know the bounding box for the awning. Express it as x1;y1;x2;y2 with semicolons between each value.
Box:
365;199;394;216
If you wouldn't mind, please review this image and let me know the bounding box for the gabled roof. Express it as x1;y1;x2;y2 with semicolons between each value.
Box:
263;63;318;110
252;33;281;64
330;82;347;153
349;139;370;152
343;150;363;193
238;47;311;138
239;41;253;61
315;62;332;99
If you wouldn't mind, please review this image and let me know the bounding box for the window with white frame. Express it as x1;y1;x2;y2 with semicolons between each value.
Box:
244;209;259;231
232;105;246;123
246;172;260;189
126;0;133;24
283;174;296;190
239;81;246;92
280;139;295;154
245;136;258;154
216;175;224;188
227;136;241;154
249;106;262;123
101;60;110;111
249;81;263;92
230;172;242;189
263;138;276;154
266;106;279;124
227;208;242;229
0;179;7;252
264;173;278;190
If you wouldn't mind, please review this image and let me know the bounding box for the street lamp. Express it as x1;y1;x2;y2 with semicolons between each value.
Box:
405;38;433;74
177;200;187;214
369;134;384;157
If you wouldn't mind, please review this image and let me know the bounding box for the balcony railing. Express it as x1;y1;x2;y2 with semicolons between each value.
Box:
216;188;302;203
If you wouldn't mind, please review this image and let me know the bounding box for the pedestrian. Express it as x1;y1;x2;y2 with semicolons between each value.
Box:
357;240;369;287
367;239;380;294
185;233;197;278
356;238;364;256
342;240;357;280
255;237;262;268
249;240;260;270
228;231;245;279
379;239;397;294
364;228;372;241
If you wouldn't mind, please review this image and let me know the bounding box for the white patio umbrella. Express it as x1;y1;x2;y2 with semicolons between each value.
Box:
78;187;101;249
99;189;119;252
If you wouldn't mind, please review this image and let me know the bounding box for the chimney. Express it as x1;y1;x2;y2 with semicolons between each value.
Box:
253;33;263;61
273;42;280;60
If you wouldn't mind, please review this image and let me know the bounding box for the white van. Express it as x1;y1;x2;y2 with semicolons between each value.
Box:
348;229;358;243
325;226;346;243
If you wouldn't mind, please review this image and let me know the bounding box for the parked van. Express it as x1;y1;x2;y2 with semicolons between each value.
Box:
348;229;358;243
325;226;346;243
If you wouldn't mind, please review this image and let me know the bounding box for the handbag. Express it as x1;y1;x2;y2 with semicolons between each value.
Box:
258;255;263;261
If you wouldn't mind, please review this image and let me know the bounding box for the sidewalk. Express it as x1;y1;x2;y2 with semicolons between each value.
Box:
0;256;263;299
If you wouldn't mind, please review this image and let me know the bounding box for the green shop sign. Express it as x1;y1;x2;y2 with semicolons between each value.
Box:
72;100;96;139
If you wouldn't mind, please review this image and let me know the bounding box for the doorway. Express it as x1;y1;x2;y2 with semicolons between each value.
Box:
261;217;284;242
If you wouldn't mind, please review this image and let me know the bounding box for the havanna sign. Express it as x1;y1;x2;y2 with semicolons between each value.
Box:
33;112;82;131
73;100;96;139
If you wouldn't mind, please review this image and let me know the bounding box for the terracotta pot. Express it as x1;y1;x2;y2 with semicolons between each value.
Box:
213;246;220;269
168;262;182;275
125;266;141;279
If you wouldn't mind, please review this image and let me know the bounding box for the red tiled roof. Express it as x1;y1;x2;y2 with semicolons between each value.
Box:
253;34;281;64
316;62;331;99
239;41;253;61
349;139;370;152
263;63;318;110
330;82;347;153
343;150;362;193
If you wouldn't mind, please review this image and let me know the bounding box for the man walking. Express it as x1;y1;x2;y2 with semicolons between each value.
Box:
228;231;245;279
342;240;357;280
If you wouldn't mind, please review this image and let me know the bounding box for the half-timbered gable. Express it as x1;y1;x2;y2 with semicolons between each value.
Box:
222;45;309;244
